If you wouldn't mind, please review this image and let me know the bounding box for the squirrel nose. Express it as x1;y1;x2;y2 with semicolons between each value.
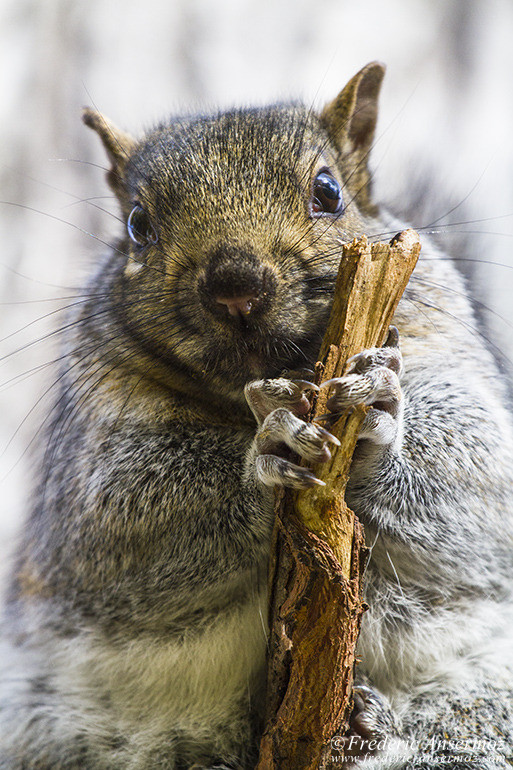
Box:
215;295;258;317
199;244;277;325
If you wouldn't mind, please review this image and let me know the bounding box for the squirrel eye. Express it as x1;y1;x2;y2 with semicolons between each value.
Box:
127;206;158;247
310;170;344;216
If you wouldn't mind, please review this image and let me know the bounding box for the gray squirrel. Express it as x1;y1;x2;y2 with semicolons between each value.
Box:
1;61;513;769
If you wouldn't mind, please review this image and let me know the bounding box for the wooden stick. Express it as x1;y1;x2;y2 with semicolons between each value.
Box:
256;230;421;770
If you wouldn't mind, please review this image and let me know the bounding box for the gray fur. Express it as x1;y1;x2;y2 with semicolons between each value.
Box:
1;64;512;768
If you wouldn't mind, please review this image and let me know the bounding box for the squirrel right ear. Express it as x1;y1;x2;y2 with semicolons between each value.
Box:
82;108;136;204
321;62;385;211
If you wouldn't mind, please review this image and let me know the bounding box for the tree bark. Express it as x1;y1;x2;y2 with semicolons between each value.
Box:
256;230;421;770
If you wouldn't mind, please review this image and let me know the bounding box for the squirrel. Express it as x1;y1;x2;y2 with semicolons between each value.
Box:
1;60;513;769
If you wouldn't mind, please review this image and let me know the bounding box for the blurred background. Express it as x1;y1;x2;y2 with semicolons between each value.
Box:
1;0;513;582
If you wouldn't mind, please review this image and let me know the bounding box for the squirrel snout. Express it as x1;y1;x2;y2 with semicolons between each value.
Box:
199;245;277;324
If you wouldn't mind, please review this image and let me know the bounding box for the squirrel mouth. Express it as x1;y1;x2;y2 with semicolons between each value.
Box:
214;293;283;332
214;294;263;328
215;294;258;318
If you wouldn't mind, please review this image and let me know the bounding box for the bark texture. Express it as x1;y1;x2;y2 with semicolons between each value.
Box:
256;231;421;770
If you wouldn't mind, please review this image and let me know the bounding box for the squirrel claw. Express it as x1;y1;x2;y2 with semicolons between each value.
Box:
384;325;399;348
255;455;325;489
290;379;319;392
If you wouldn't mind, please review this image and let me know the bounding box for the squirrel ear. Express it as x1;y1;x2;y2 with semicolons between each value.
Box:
321;62;385;212
321;62;385;155
82;108;136;203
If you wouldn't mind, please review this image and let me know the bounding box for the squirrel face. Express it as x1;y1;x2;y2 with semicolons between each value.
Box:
83;64;385;396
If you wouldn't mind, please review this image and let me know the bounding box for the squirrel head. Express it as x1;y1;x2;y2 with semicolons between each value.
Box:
82;63;386;397
83;61;384;217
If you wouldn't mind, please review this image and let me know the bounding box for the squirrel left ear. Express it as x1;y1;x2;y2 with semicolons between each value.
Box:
82;108;136;205
321;62;385;212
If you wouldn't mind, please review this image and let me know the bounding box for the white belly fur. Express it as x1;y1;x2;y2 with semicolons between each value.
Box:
54;593;268;738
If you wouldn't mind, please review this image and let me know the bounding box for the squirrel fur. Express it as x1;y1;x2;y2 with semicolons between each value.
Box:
0;62;513;769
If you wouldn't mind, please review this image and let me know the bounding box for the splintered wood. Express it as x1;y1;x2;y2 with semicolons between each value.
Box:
256;231;421;770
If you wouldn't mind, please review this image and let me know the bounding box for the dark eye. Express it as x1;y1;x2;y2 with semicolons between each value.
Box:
127;206;158;247
310;170;344;216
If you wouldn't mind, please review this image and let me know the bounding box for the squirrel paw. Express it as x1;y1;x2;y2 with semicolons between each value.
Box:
320;327;403;447
247;406;339;489
337;685;402;766
244;376;317;425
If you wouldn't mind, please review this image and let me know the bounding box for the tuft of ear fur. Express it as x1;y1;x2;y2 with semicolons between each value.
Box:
82;108;136;206
321;62;385;213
